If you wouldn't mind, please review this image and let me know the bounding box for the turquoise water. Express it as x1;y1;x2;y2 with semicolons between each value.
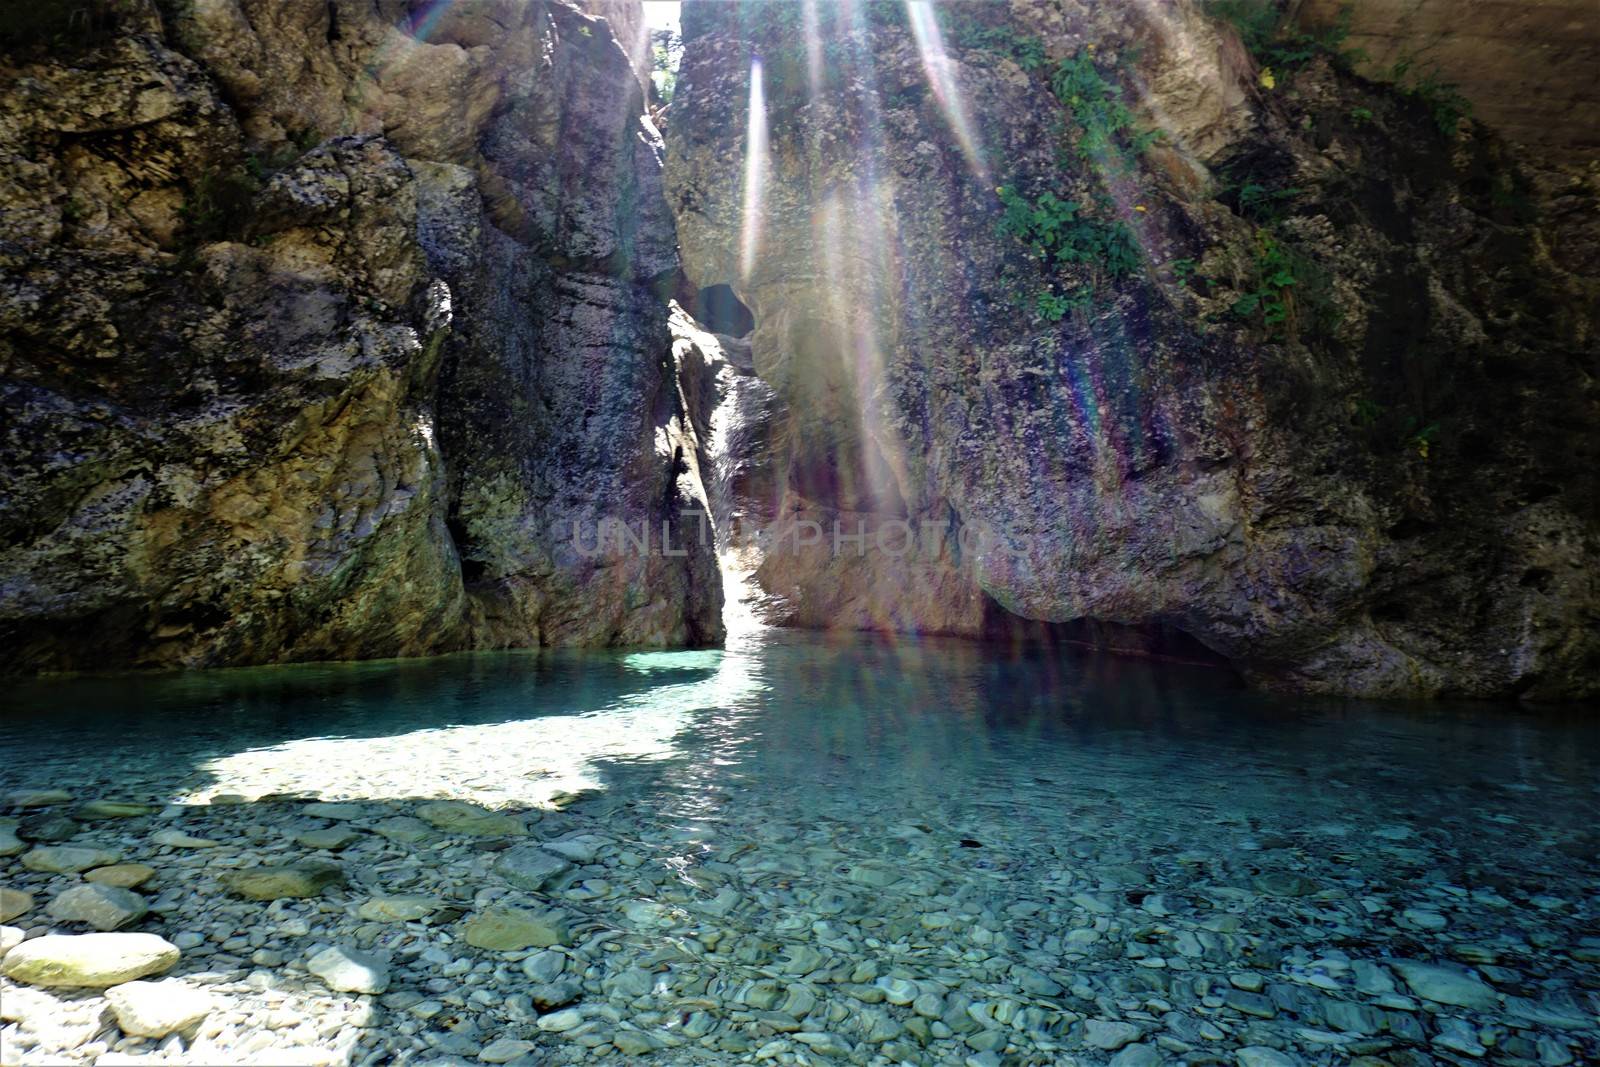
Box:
3;630;1598;1064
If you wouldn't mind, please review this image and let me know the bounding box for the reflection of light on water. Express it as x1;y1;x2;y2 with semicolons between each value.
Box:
184;647;767;809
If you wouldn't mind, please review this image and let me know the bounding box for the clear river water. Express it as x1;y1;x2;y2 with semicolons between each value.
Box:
1;626;1597;1065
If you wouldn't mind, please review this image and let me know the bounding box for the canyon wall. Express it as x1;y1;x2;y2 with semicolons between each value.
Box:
665;0;1599;697
0;0;721;672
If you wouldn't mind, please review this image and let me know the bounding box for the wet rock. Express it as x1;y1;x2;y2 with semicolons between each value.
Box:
536;1008;583;1032
464;906;571;950
494;845;572;890
85;863;158;889
307;945;390;994
1111;1045;1162;1067
296;827;361;850
478;1038;535;1062
221;861;345;900
358;895;442;923
105;979;215;1037
521;950;565;983
1085;1019;1143;1050
1237;1048;1300;1067
1;933;180;986
416;801;525;836
21;845;121;873
302;802;367;820
0;925;23;958
6;789;73;807
0;887;33;923
1386;960;1499;1009
0;826;22;856
46;884;149;931
17;814;79;841
150;829;221;848
75;800;154;819
372;816;437;844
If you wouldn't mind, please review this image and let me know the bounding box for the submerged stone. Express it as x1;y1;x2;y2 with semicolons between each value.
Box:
358;895;442;923
494;844;572;890
415;800;525;836
221;861;344;900
1386;960;1499;1009
464;905;571;950
85;864;158;889
21;845;121;873
75;800;154;819
150;829;221;848
307;945;390;994
46;884;148;931
0;887;35;923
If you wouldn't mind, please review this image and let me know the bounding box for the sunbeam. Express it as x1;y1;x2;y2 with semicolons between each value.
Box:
905;0;990;186
738;57;769;283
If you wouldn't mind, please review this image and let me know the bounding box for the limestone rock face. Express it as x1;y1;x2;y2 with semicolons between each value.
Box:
666;1;1599;697
1296;0;1600;161
0;0;720;672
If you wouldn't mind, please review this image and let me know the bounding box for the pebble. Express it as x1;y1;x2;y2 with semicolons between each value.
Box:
1385;959;1499;1009
415;800;525;836
0;886;34;923
478;1037;535;1062
1237;1048;1300;1067
74;801;155;819
7;789;73;807
358;894;442;923
104;979;215;1037
301;802;367;820
150;828;221;848
296;827;361;850
306;945;390;994
494;844;573;890
1085;1019;1143;1050
1;933;180;987
84;863;157;888
465;906;572;950
20;845;121;873
1111;1044;1163;1067
221;861;344;900
45;884;149;931
536;1008;583;1033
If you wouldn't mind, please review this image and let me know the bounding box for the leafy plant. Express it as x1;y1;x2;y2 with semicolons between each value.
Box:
998;187;1140;280
1230;232;1297;328
942;9;1047;71
1202;0;1354;79
1390;56;1472;136
1236;179;1302;223
1170;258;1199;288
1050;50;1147;168
1348;106;1374;125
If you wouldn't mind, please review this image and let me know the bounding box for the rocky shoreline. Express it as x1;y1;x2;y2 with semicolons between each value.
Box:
3;776;1596;1066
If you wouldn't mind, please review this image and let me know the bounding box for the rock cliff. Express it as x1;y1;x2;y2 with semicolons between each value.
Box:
0;0;721;672
665;0;1598;697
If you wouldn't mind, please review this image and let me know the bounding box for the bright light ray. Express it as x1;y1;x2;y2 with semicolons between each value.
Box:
801;0;825;93
905;1;989;185
739;58;770;282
